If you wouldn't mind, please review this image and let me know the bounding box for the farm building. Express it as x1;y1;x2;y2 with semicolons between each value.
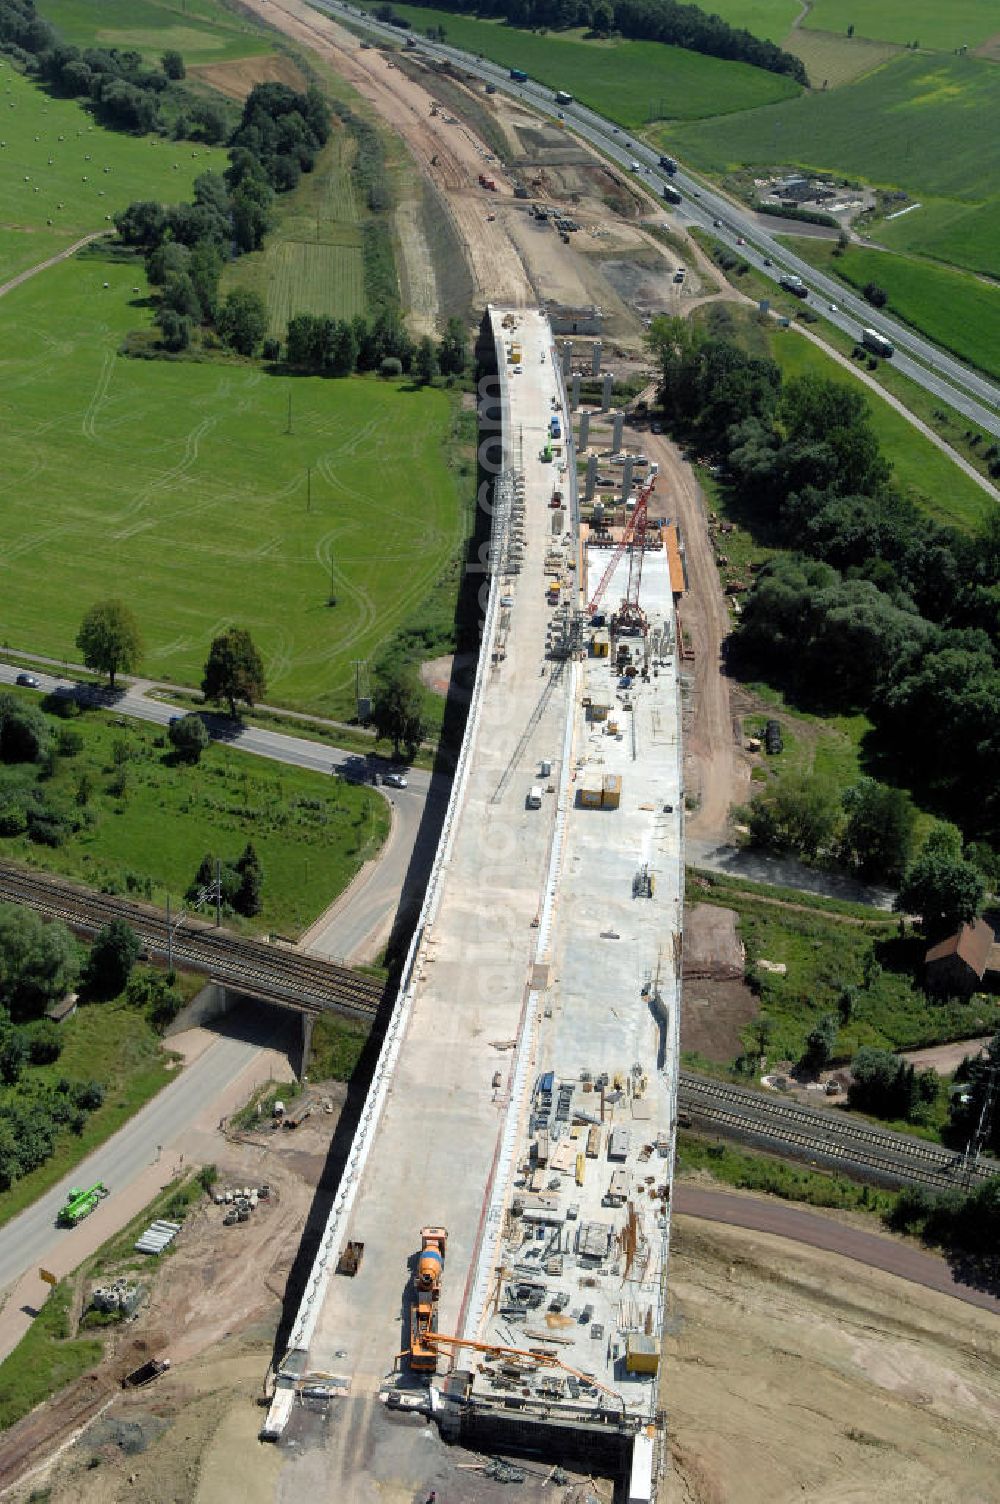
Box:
924;919;994;996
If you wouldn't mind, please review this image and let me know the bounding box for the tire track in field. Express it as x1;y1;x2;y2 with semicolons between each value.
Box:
81;349;115;439
111;416;218;536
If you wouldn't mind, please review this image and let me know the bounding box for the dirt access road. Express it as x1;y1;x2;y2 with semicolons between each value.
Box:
239;0;533;310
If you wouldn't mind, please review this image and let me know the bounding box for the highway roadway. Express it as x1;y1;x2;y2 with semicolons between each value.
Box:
323;1;1000;441
0;661;438;965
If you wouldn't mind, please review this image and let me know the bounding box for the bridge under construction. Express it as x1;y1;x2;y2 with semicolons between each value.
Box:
262;308;684;1500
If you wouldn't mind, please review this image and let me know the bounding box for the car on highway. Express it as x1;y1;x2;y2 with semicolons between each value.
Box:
829;302;839;312
763;257;772;266
383;772;408;789
15;672;40;688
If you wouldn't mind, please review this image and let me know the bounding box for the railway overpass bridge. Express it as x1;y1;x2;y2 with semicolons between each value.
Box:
262;309;684;1499
0;864;387;1027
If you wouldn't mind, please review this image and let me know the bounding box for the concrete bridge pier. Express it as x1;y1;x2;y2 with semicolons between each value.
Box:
301;1013;315;1079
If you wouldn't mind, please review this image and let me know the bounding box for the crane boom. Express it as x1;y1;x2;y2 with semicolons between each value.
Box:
417;1330;623;1408
586;474;657;619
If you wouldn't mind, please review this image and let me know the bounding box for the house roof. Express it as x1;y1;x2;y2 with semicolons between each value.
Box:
924;918;993;978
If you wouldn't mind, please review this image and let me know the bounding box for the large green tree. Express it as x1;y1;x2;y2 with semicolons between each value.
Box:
840;778;917;881
0;694;51;765
744;771;840;861
76;600;143;688
0;905;80;1022
84;919;140;1000
217;289;268;356
201;628;266;718
371;671;426;760
897;827;986;935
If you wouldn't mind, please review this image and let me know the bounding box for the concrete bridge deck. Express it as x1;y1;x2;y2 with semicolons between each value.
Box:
265;309;681;1499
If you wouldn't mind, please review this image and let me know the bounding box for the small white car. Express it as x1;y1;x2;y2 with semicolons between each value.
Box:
829;302;839;312
384;772;408;789
500;594;515;607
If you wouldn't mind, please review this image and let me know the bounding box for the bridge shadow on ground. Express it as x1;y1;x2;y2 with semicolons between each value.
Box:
267;425;494;1372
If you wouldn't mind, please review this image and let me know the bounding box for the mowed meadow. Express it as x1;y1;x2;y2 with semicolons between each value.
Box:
0;61;227;283
0;252;466;718
356;2;801;125
36;0;271;66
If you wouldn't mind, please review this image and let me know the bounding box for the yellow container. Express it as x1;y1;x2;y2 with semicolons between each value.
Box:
625;1333;659;1375
575;1153;586;1186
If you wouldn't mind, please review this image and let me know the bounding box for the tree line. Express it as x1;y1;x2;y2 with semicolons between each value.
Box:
649;318;1000;876
0;903;184;1191
388;0;806;82
115;81;332;354
0;0;227;141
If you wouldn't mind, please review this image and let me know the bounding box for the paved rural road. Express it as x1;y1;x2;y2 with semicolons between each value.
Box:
324;2;1000;438
0;1033;264;1298
0;662;438;961
673;1185;1000;1316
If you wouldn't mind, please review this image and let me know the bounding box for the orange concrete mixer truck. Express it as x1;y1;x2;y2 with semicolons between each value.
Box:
409;1226;448;1372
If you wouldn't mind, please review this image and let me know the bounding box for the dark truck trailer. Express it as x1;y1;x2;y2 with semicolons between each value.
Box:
658;155;678;174
779;274;808;299
555;90;573;105
510;67;528;82
862;327;894;358
662;185;682;205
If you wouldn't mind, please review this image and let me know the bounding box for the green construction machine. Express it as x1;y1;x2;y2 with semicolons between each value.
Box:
57;1182;109;1227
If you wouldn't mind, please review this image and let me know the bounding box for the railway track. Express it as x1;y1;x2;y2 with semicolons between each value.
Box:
678;1072;999;1190
0;864;386;1018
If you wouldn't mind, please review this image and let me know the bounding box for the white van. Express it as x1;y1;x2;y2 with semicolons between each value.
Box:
527;786;543;809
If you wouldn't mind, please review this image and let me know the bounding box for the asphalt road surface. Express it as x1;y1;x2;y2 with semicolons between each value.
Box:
323;2;1000;439
0;1031;265;1297
674;1184;1000;1316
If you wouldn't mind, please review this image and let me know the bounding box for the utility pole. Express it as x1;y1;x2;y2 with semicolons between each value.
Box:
964;1063;997;1186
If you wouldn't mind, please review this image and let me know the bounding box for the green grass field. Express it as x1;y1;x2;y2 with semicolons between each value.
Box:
669;52;1000;276
874;196;1000;280
767;328;994;529
224;132;366;334
36;0;270;65
358;4;801;125
0;686;390;934
0;63;227;285
0;248;468;718
673;0;800;39
786;239;1000;384
803;0;1000;51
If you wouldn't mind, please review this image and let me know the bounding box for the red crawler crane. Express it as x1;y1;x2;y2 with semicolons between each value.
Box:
586;472;657;631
